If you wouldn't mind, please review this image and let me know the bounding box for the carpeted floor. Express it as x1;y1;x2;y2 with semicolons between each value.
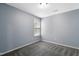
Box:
3;41;79;56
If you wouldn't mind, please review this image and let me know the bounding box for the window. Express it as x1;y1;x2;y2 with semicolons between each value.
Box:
34;17;41;36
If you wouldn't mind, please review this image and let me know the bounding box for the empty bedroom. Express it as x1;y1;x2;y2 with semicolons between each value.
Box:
0;3;79;56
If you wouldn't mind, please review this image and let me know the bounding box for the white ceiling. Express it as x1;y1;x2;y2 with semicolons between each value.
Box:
7;3;79;18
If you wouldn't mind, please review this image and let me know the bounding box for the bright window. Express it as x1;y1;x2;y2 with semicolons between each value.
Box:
34;17;41;36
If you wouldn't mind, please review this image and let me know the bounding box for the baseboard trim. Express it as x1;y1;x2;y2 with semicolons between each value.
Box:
0;40;40;56
42;40;79;50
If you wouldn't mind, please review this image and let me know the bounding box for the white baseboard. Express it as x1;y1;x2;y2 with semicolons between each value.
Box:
42;40;79;50
0;40;40;56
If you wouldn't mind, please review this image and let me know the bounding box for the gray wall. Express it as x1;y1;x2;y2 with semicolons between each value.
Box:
0;4;39;53
41;9;79;48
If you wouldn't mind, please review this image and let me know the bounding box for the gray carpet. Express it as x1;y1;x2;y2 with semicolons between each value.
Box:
3;41;79;56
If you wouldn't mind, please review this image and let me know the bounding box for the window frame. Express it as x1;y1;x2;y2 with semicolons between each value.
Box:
33;17;41;37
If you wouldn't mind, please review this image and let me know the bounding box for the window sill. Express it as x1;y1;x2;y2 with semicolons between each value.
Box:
34;33;40;37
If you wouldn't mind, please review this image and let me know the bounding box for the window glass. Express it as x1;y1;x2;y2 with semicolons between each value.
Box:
34;17;41;36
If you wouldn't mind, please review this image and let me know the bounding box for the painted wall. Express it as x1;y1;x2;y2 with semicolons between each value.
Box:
41;9;79;49
0;4;39;53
